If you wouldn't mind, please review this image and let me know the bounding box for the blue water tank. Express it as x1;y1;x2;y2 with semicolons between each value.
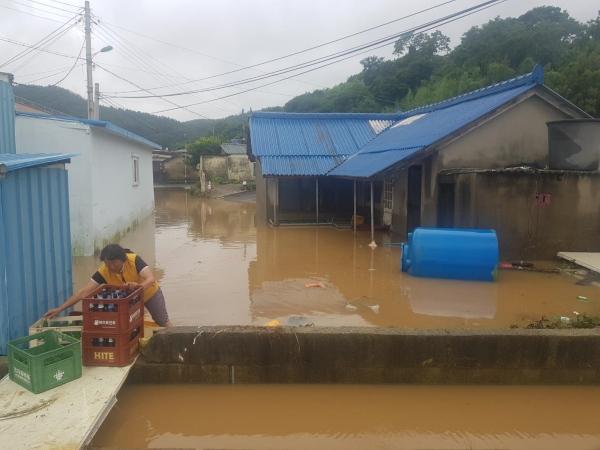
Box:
401;228;499;282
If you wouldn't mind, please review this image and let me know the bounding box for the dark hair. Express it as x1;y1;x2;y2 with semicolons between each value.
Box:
99;244;132;262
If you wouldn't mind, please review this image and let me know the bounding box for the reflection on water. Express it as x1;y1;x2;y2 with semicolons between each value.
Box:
92;384;600;450
74;189;600;328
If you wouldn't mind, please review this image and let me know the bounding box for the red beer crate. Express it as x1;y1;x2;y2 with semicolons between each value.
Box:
82;326;141;367
82;285;144;333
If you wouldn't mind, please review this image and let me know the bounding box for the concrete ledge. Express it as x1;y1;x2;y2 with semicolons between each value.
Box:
131;326;600;385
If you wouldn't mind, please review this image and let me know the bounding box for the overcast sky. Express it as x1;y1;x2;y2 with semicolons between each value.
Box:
0;0;597;121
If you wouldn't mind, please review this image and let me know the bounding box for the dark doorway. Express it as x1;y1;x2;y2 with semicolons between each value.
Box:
406;165;422;233
437;182;455;227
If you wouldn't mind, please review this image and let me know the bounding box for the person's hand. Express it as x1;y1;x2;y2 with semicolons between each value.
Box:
125;282;140;289
43;307;61;319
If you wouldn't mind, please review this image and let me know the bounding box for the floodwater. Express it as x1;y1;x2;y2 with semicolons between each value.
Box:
73;188;600;328
91;384;600;450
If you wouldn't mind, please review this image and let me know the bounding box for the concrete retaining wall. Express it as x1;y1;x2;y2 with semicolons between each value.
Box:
130;326;600;385
200;155;255;182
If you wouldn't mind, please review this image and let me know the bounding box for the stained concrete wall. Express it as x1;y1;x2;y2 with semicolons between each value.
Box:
131;326;600;385
200;155;254;182
389;94;578;237
227;154;254;182
451;170;600;259
201;155;228;179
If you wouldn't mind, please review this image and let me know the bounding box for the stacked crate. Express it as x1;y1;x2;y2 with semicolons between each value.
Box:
81;285;144;367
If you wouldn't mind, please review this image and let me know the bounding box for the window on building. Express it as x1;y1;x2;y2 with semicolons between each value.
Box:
132;155;140;186
384;180;393;210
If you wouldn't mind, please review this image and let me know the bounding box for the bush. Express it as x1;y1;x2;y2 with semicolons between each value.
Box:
211;176;227;185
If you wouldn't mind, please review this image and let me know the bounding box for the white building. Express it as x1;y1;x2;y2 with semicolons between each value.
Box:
15;112;160;256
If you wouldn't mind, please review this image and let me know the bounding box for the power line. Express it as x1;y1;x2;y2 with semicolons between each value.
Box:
45;0;81;8
95;21;301;104
106;0;503;100
94;17;323;91
0;13;81;68
20;64;82;83
102;0;461;95
0;2;67;22
11;21;82;74
20;0;81;14
0;0;76;19
92;22;247;113
90;25;221;116
150;0;505;114
0;35;83;61
94;63;213;120
18;64;73;77
48;38;85;86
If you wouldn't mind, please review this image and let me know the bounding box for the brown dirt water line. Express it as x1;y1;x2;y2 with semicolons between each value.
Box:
91;384;600;450
73;189;600;329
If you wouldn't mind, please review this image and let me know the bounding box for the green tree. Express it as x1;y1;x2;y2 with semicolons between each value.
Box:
187;136;223;166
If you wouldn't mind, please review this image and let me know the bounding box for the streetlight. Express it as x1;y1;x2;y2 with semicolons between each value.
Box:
93;45;113;58
90;45;113;119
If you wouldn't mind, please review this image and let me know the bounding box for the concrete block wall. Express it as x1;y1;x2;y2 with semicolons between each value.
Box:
131;326;600;385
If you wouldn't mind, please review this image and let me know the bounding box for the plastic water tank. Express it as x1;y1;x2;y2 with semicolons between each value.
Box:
401;228;499;282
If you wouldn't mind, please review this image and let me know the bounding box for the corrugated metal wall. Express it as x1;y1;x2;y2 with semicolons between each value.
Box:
0;79;16;154
0;166;72;354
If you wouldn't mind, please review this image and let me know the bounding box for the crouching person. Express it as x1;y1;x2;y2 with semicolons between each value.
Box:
45;244;172;327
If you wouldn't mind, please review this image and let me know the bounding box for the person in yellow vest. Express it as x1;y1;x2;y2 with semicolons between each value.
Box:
44;244;172;327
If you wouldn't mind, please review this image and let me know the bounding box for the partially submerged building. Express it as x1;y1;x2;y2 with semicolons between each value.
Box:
249;66;599;259
15;110;161;256
248;112;402;225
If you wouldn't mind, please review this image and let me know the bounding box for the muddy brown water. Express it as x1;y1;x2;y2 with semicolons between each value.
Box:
73;188;600;328
88;190;600;449
91;384;600;450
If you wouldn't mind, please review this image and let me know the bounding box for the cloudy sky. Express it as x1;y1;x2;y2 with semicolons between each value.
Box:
0;0;597;121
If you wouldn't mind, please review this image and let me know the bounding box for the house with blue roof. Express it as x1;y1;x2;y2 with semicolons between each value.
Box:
14;95;162;256
249;66;600;258
0;72;73;353
249;112;402;225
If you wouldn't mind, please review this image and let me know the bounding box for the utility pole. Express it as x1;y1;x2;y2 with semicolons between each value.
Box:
93;82;100;119
84;0;93;119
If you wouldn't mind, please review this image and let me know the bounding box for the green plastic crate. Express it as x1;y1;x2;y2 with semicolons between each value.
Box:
29;315;83;346
8;330;82;394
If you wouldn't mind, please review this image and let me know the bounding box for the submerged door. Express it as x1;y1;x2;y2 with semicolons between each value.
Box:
406;166;422;233
437;182;455;228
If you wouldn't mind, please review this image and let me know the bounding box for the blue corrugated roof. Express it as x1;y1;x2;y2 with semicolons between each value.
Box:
330;67;546;178
0;152;72;175
16;112;162;150
250;112;401;176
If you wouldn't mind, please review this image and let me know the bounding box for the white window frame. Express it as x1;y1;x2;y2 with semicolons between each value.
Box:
132;155;140;186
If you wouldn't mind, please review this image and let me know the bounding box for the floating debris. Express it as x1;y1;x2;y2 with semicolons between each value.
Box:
286;316;314;327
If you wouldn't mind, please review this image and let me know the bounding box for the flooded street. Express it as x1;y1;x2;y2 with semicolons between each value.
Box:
92;384;600;450
74;189;600;328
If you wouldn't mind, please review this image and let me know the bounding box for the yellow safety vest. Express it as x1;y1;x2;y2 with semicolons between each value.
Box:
97;252;159;303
